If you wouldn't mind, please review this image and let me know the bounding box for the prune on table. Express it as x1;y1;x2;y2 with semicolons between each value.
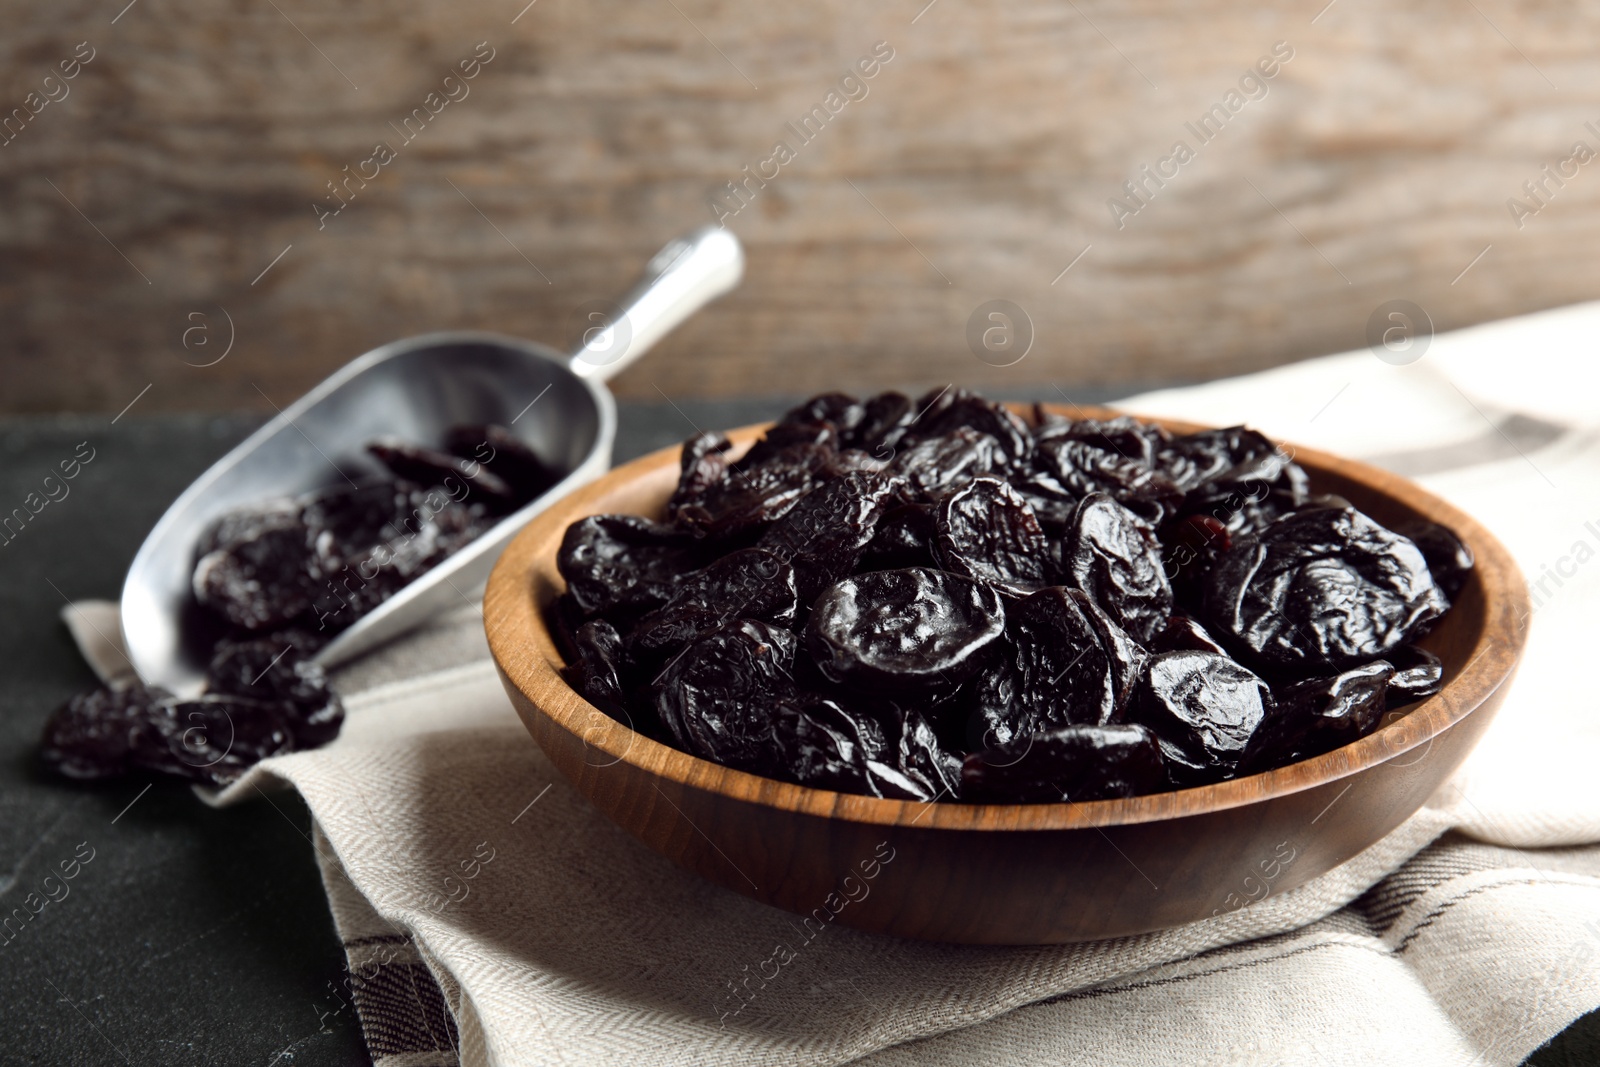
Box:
1130;651;1271;784
1064;493;1174;643
1242;661;1394;773
40;681;175;780
556;514;700;617
652;619;798;769
545;390;1471;805
1385;644;1444;705
962;723;1167;803
891;428;1010;502
1394;519;1475;601
758;471;903;602
135;695;297;787
628;548;799;662
1202;506;1448;674
192;508;319;631
443;423;559;502
367;437;520;512
859;502;938;573
933;477;1050;594
805;567;1006;698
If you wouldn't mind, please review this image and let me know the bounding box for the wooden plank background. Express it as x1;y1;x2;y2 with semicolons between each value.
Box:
1;0;1595;415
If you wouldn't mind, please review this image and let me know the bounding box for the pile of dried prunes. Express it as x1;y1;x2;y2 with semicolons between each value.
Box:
555;390;1471;803
40;425;557;786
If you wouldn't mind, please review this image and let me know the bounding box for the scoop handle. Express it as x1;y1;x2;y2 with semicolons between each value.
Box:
567;226;744;381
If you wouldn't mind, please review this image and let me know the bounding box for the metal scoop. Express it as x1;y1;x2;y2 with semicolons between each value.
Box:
122;227;743;696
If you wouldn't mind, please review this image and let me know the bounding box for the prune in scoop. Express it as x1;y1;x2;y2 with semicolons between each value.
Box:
805;567;1005;698
1393;519;1475;601
1065;494;1173;643
193;509;318;632
667;432;733;518
652;620;797;768
1130;651;1271;784
443;423;559;502
961;723;1166;803
40;680;175;780
891;429;1009;502
557;514;700;617
1202;507;1448;673
758;471;903;602
1385;644;1444;705
933;478;1049;593
560;618;631;716
367;438;520;512
1242;661;1394;773
859;503;937;573
628;548;799;661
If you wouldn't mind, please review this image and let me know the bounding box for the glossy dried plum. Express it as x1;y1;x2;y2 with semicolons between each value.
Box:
1385;644;1444;705
961;723;1166;803
1202;506;1448;673
1242;661;1394;773
850;391;916;456
758;471;903;602
560;618;631;716
805;567;1005;697
933;477;1049;593
136;695;296;786
1130;651;1271;784
1151;615;1229;657
891;429;1009;502
629;548;798;661
1065;493;1173;643
205;637;343;747
783;392;864;435
667;432;733;518
913;390;1033;464
652;620;797;768
367;438;519;512
557;514;700;617
677;442;832;541
443;423;559;502
1394;519;1475;601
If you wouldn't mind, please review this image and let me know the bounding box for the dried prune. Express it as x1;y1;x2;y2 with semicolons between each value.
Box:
859;503;937;572
1242;661;1394;772
850;391;916;456
443;423;558;502
40;681;174;780
557;514;699;617
758;471;902;602
913;390;1033;465
206;637;343;747
667;432;734;518
1065;494;1173;643
1385;644;1444;705
1130;651;1271;784
677;442;833;541
652;620;798;769
1203;506;1448;673
136;695;297;786
805;568;1005;697
891;428;1009;502
629;548;798;661
962;723;1167;803
367;438;520;512
192;510;318;631
933;477;1049;593
1151;615;1229;657
559;619;631;717
1394;519;1475;601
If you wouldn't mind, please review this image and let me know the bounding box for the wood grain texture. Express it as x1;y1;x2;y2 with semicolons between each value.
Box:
483;407;1530;944
3;0;1597;414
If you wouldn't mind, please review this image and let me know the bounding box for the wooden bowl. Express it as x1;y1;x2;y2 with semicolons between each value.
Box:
484;407;1529;944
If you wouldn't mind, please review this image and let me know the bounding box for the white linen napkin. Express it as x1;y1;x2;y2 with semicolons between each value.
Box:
71;302;1600;1066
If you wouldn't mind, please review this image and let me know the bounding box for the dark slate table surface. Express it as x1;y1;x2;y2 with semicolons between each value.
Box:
1;401;1594;1066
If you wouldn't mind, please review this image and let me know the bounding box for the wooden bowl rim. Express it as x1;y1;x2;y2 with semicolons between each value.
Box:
485;406;1529;832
